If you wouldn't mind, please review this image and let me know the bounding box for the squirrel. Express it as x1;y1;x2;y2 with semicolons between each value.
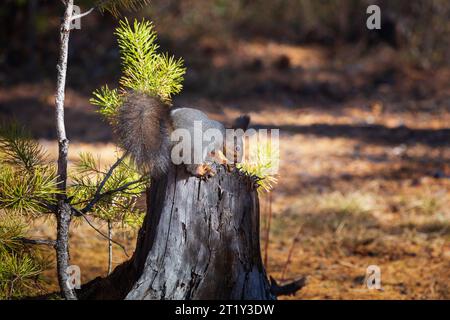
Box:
115;91;250;178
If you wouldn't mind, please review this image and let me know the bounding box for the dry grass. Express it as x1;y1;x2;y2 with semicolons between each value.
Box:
32;132;449;299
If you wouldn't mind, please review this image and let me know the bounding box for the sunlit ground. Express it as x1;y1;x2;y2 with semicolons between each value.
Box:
3;42;449;299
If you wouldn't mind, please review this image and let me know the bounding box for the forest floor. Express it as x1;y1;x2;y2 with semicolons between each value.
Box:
1;42;449;299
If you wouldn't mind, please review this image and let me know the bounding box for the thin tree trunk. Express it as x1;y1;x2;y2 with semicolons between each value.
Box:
54;0;76;300
107;220;113;275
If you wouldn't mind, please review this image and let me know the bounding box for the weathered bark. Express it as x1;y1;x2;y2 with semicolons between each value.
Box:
81;164;274;300
55;202;74;299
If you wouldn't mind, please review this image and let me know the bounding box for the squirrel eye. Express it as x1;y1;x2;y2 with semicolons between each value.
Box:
235;146;241;152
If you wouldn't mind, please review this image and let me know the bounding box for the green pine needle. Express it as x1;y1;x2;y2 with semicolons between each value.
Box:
69;152;146;228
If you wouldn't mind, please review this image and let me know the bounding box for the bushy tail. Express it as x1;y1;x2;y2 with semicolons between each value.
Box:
115;91;172;177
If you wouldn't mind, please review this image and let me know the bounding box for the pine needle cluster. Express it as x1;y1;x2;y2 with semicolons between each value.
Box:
0;123;59;215
91;18;186;124
0;212;49;299
0;124;55;298
237;138;279;193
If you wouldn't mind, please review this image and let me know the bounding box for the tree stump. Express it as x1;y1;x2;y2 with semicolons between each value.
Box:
81;164;274;300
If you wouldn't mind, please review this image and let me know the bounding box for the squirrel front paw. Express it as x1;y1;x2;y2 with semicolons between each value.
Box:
210;150;229;165
186;164;216;180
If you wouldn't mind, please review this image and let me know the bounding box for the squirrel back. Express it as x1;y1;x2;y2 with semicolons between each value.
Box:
116;91;172;177
115;91;250;178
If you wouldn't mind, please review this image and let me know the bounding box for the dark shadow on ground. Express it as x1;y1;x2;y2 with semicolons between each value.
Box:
253;123;450;147
0;97;112;142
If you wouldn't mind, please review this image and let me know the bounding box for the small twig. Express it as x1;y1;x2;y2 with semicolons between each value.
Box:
281;224;303;281
70;7;95;21
73;178;145;217
73;208;129;257
70;183;142;207
8;277;18;300
18;237;56;247
69;198;92;206
79;154;127;215
96;179;145;198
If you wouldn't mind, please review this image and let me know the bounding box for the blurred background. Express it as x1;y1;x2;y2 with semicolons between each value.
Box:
0;0;449;299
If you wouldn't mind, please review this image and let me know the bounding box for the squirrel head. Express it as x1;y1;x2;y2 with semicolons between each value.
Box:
224;115;250;163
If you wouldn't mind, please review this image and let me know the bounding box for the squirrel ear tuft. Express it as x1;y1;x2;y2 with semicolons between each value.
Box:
232;115;250;130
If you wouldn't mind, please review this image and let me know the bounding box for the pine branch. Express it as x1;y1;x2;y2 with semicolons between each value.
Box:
69;152;146;232
18;238;56;247
79;154;127;214
75;152;105;175
0;164;60;214
96;0;151;17
91;18;186;122
74;178;145;216
93;178;145;200
67;0;151;22
115;18;185;101
0;213;49;299
90;86;122;124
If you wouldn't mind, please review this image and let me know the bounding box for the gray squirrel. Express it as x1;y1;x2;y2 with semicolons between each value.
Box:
115;91;250;178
